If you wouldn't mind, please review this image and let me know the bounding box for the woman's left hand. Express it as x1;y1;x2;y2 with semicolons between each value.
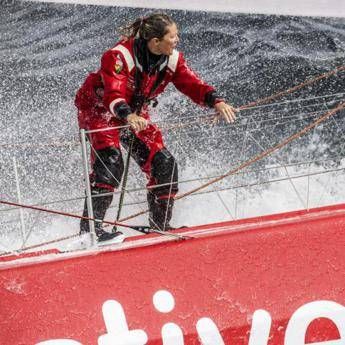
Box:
214;102;238;123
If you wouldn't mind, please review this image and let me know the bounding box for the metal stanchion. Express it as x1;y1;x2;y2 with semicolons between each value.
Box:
80;129;96;246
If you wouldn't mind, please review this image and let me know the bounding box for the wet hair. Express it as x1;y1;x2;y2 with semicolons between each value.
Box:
119;13;175;41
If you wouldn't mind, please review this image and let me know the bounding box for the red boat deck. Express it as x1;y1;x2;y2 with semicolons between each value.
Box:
1;203;345;345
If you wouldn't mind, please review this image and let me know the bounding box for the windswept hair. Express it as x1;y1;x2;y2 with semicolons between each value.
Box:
119;13;175;41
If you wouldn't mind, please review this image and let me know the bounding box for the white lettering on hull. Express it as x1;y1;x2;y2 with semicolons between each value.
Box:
285;300;345;345
36;291;345;345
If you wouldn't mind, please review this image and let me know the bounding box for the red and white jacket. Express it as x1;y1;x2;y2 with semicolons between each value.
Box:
75;37;222;126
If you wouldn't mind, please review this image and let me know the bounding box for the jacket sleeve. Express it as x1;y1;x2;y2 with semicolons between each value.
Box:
171;52;222;107
100;50;132;119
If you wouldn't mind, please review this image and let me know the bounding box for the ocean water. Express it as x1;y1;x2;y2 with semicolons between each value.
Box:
0;0;344;251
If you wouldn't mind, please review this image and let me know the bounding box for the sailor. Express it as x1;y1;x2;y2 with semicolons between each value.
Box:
75;13;237;242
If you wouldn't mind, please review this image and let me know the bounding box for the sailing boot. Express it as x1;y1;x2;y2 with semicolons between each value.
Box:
147;192;175;231
80;187;123;242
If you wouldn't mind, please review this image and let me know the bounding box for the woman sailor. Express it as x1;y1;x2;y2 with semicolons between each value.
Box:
75;13;237;242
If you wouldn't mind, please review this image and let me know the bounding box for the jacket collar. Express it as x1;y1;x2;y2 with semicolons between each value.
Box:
134;38;168;74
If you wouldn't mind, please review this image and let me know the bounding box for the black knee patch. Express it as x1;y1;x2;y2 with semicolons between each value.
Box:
93;147;124;188
151;149;178;196
120;130;150;167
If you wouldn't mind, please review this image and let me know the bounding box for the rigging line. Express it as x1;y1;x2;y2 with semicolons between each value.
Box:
163;92;345;124
234;108;339;126
314;102;345;207
1;83;344;151
0;140;79;149
3;161;343;256
307;161;311;210
91;153;345;205
0;242;19;257
176;129;235;220
2;154;342;215
327;105;343;132
183;66;345;132
29;66;342;154
250;130;307;209
0;233;81;257
167;90;345;129
239;65;345;111
0;66;345;212
179;123;314;143
2;165;343;257
0;195;86;213
245;109;325;123
179;110;344;141
109;166;345;208
163;159;177;230
246;94;345;111
116;136;133;222
184;110;322;134
85;124;130;134
317;157;345;208
213;97;345;124
237;92;345;113
177;100;345;201
82;139;148;228
177;109;326;135
163;108;323;132
89;142;129;194
119;100;345;223
0;90;343;151
188;130;234;218
159;95;343;132
0;104;336;154
237;106;324;121
0;199;185;241
1;67;343;249
180;167;345;198
14;154;345;208
265;120;321;210
306;123;318;210
88;133;170;231
20;210;43;251
235;112;251;219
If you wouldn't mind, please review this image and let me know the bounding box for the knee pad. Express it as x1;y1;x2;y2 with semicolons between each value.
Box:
93;147;124;188
151;148;178;196
120;130;150;168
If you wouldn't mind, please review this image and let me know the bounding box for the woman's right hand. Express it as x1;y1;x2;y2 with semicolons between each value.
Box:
127;113;148;132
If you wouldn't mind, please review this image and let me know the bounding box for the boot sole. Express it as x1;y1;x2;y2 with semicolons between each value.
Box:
97;233;125;246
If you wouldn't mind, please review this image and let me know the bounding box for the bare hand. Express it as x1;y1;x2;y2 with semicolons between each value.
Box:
214;102;238;124
127;113;148;132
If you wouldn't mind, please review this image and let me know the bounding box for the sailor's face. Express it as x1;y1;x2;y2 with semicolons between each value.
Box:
157;23;179;55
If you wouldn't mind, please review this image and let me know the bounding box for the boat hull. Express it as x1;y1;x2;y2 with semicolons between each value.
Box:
1;204;345;344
